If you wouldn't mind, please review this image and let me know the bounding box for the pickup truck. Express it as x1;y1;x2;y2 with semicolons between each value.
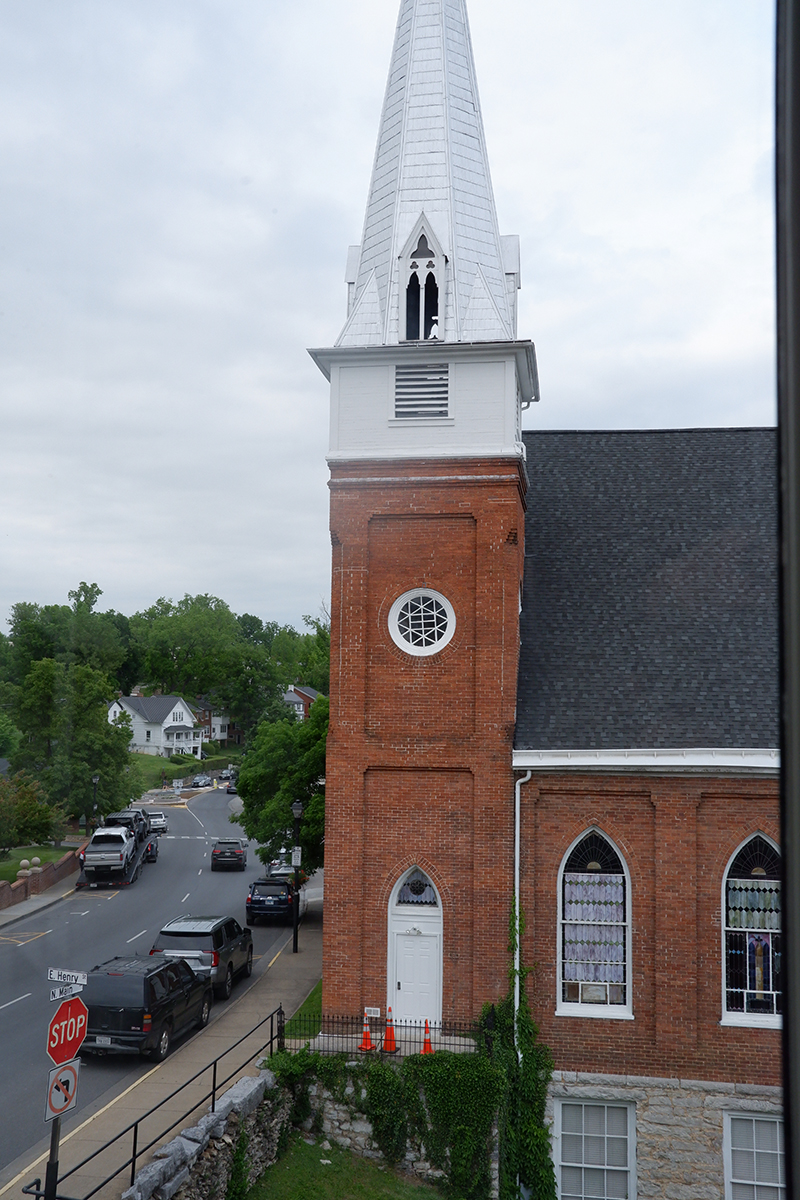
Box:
80;827;136;873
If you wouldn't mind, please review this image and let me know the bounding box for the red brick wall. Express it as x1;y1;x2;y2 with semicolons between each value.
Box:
322;457;526;1021
521;773;781;1085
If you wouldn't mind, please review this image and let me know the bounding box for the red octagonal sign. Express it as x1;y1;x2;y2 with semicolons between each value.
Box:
48;997;88;1065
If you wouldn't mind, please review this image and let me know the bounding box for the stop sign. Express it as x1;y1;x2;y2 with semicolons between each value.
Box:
47;997;89;1065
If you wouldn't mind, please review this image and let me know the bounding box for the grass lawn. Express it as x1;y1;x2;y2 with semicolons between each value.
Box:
129;750;245;794
0;845;74;884
250;1133;437;1200
284;980;322;1037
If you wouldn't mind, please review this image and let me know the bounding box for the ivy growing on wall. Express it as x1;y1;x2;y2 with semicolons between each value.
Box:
269;905;554;1200
478;901;556;1200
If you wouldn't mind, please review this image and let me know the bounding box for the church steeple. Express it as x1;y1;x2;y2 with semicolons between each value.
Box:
337;0;519;347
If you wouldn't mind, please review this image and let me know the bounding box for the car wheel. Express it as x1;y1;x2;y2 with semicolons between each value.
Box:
246;916;254;926
243;947;253;977
210;863;217;871
152;1025;171;1061
240;861;246;871
196;993;212;1029
215;964;234;1001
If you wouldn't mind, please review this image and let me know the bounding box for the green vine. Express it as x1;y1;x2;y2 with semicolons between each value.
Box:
269;902;554;1199
478;901;556;1200
224;1128;249;1200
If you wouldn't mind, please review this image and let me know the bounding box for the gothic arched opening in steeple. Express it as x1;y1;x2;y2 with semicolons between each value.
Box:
403;230;442;341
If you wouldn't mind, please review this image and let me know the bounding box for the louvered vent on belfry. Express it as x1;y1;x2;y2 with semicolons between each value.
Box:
394;363;449;419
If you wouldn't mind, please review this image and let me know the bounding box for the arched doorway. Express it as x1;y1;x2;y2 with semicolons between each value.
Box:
387;868;443;1024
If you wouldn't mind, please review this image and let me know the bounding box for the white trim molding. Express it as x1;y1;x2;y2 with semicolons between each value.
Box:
513;747;780;776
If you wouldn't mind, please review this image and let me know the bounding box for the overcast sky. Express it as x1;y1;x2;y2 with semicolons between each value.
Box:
0;0;776;633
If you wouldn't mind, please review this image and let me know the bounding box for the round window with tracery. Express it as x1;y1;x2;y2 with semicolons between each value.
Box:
387;588;456;656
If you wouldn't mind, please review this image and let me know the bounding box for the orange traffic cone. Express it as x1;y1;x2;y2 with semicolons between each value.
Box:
358;1009;374;1052
421;1018;434;1054
382;1007;397;1054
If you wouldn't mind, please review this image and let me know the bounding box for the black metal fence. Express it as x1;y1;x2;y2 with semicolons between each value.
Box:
284;1012;479;1057
23;1005;285;1200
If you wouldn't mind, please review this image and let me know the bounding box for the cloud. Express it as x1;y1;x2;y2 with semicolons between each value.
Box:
0;0;776;629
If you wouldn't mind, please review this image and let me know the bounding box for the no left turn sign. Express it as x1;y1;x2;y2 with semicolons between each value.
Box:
45;1058;80;1122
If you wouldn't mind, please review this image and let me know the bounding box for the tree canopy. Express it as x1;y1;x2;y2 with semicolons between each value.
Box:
0;582;330;827
237;696;328;872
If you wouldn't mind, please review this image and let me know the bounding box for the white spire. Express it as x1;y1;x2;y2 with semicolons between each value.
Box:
337;0;520;348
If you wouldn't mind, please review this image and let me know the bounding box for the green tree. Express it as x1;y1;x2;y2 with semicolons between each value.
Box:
0;712;21;758
10;659;139;824
237;697;328;871
0;773;60;846
132;594;246;696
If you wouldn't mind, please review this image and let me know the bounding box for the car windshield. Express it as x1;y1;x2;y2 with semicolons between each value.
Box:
91;833;125;845
253;883;288;897
85;975;144;1006
215;842;241;850
155;932;214;951
151;812;164;819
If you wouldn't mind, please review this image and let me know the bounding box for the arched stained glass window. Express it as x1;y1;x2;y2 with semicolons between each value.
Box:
560;832;628;1010
725;836;782;1017
397;868;438;906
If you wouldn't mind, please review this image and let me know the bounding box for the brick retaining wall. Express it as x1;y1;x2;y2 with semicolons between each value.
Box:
0;846;84;910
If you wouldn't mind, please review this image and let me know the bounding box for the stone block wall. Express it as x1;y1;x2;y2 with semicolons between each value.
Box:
546;1070;783;1200
123;1072;292;1200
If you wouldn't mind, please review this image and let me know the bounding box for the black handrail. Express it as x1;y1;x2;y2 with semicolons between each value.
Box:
23;1004;285;1200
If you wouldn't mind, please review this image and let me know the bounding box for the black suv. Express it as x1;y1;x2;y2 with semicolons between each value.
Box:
210;839;247;871
81;956;212;1061
150;916;253;1000
105;811;146;843
246;878;295;925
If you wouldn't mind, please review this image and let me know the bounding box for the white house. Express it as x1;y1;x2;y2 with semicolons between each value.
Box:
108;695;205;758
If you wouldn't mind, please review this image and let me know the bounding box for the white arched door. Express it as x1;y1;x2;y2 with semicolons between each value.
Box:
387;868;442;1025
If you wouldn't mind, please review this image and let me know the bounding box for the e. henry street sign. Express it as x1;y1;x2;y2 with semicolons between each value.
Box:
47;997;88;1065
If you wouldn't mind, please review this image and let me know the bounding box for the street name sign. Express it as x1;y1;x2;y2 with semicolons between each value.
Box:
45;1059;80;1122
48;969;87;986
50;984;84;1002
47;997;89;1065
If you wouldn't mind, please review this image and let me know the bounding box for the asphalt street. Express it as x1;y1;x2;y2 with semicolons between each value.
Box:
0;792;295;1172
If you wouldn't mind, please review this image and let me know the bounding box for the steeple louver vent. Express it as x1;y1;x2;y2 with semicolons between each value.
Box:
394;364;449;419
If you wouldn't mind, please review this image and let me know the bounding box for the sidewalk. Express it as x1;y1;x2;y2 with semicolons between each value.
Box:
0;876;323;1200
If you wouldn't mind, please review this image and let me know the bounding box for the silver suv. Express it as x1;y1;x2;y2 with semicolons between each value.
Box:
150;915;253;1000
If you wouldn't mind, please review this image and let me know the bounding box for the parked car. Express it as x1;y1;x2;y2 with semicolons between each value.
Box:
192;774;212;788
80;827;136;873
105;811;146;844
150;916;253;1000
210;838;247;871
149;811;168;833
81;955;212;1060
245;877;307;925
219;769;232;781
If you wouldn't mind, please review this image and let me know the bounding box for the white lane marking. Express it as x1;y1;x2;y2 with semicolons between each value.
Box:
70;911;90;916
0;992;32;1011
197;869;202;876
181;893;190;903
181;836;191;839
164;835;176;839
126;928;148;944
187;806;206;830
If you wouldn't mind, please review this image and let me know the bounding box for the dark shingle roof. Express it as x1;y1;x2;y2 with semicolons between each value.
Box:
121;696;192;724
515;428;778;750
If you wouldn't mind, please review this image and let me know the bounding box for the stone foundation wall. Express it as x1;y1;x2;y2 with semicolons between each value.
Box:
122;1072;292;1200
547;1070;784;1200
124;1066;499;1200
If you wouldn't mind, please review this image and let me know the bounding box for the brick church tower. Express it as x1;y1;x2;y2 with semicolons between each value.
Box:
310;0;538;1025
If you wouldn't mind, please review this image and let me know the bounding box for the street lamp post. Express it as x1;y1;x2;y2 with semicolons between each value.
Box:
91;774;100;834
291;800;303;954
